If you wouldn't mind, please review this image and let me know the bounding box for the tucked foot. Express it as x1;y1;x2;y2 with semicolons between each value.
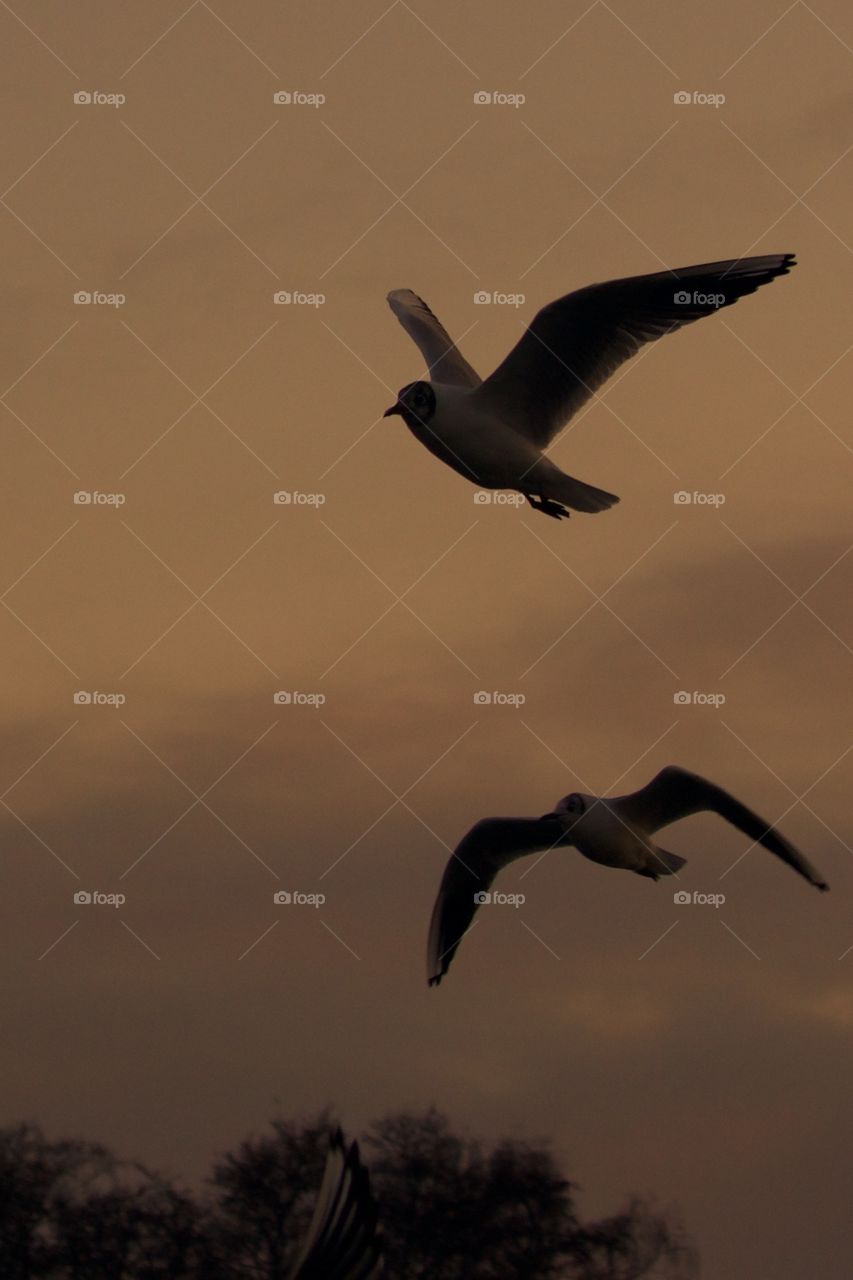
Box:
525;494;571;520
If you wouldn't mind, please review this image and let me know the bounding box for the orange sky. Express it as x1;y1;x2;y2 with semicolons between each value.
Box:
1;2;852;1276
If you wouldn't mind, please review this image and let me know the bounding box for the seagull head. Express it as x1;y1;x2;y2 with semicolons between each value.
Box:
540;792;590;831
383;381;436;428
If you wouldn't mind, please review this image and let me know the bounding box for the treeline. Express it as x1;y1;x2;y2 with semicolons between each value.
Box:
0;1108;697;1278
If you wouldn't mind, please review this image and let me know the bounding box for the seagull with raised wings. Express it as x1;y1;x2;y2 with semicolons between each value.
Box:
385;255;796;519
427;765;828;985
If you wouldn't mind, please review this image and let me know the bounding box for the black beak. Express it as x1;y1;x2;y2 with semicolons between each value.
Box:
539;812;560;823
383;403;402;417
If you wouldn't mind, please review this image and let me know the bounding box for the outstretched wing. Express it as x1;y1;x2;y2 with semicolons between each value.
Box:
472;254;796;446
612;765;828;891
387;289;482;387
427;817;567;986
289;1129;382;1280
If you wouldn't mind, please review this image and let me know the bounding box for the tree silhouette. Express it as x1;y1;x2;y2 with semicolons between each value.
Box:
0;1123;201;1278
0;1113;697;1278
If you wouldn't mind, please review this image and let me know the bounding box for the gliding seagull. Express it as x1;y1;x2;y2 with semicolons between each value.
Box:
427;765;828;985
386;255;796;519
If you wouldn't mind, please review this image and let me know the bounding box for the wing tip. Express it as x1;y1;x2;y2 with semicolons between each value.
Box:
387;287;428;308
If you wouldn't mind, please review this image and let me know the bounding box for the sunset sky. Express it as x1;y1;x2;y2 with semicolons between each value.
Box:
1;2;852;1276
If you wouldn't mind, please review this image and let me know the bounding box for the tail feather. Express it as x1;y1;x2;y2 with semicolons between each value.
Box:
651;848;687;876
547;470;620;514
